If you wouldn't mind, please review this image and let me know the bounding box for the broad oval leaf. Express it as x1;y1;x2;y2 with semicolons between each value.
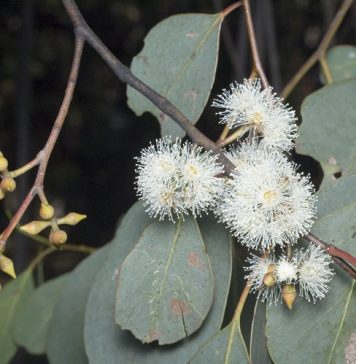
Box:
266;174;356;364
189;318;250;364
84;203;232;364
127;13;223;138
115;217;214;345
297;79;356;190
12;274;68;355
46;245;110;364
0;270;33;364
322;45;356;84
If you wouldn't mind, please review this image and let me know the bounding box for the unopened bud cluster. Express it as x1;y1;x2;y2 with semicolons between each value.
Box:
0;152;16;200
135;79;334;306
20;202;86;247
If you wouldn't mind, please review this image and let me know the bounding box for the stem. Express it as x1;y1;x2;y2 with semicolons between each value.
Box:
221;1;242;17
0;35;84;248
217;124;231;143
242;0;269;88
319;57;333;84
217;125;250;147
7;153;41;178
19;228;96;254
62;0;235;173
28;247;56;271
233;282;251;322
281;0;353;99
306;233;356;269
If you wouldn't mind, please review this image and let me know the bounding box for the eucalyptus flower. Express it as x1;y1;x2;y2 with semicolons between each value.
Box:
219;145;317;249
297;244;334;303
135;138;224;220
244;253;280;305
212;78;298;151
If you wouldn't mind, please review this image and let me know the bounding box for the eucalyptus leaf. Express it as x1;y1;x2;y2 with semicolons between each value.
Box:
322;45;356;84
250;301;272;364
127;12;224;138
266;174;356;364
297;79;356;190
189;316;249;364
46;245;109;364
115;217;214;345
84;203;232;363
0;270;34;364
13;274;68;355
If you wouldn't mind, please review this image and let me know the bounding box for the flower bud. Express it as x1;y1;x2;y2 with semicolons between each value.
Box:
49;229;67;245
263;271;276;287
282;284;297;310
0;255;16;278
1;177;16;192
57;212;87;226
0;156;8;172
39;203;55;220
20;220;51;235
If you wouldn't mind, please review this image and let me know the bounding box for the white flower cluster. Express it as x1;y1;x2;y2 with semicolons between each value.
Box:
135;79;334;306
135;138;224;221
212;78;298;151
245;244;334;305
219;142;316;250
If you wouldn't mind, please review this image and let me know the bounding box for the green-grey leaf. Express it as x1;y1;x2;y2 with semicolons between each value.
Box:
13;274;68;355
266;174;356;364
115;217;214;345
323;45;356;84
250;301;272;364
46;245;109;364
189;316;249;364
127;13;223;138
0;270;34;364
297;79;356;190
84;204;232;363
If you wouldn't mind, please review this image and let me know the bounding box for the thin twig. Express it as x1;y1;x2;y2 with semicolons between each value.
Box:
61;0;356;279
281;0;353;99
0;35;84;249
241;0;269;88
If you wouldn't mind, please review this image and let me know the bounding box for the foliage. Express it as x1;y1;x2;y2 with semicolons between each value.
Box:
0;1;355;364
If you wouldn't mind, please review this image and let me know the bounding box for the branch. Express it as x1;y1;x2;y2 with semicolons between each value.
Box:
62;0;235;172
61;0;356;279
0;35;84;249
306;233;356;278
241;0;269;88
281;0;353;99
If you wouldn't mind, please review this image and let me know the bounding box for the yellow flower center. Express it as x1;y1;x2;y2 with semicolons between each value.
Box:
263;190;278;204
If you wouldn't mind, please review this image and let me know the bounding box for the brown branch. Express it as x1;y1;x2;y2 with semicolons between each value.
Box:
0;35;84;249
241;0;269;88
62;0;235;172
306;233;356;278
61;0;356;279
281;0;353;99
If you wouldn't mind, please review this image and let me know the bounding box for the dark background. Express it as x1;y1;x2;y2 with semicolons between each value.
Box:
0;0;355;362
